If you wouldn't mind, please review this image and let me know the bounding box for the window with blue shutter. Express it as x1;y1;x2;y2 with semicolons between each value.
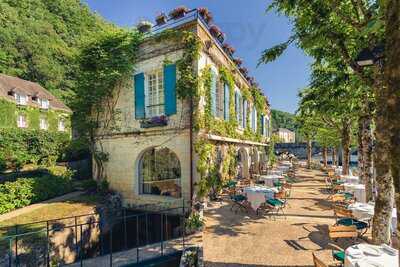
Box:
210;69;217;116
261;115;265;136
224;83;230;121
134;73;145;119
243;100;247;128
164;64;177;116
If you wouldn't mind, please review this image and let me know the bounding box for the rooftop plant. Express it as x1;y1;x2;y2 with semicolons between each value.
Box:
137;20;153;33
209;25;225;43
169;6;189;19
155;12;167;26
239;67;248;76
198;7;213;24
233;58;243;66
222;43;235;56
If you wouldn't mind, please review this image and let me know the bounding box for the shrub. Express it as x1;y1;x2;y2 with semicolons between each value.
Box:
0;172;73;214
0;128;71;172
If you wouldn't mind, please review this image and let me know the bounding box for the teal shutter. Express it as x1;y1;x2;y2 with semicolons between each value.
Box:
164;64;177;116
134;73;145;119
210;69;217;116
235;92;239;122
243;100;247;128
224;83;230;121
260;115;265;135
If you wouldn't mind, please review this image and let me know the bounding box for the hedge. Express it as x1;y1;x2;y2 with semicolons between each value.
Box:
0;172;73;214
0;128;71;172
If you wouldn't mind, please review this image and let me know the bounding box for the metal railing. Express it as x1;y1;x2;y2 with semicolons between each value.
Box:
0;201;189;267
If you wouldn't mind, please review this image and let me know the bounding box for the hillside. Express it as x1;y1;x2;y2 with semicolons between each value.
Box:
271;109;298;131
0;0;115;102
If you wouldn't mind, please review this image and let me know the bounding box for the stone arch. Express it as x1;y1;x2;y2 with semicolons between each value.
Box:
237;147;250;179
136;146;182;198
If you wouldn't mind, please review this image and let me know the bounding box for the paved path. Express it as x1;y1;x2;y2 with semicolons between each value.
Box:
203;167;366;267
0;191;84;222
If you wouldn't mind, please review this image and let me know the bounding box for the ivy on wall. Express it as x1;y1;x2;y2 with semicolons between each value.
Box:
0;99;71;132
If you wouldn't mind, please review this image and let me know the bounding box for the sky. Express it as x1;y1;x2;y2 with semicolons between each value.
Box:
83;0;312;113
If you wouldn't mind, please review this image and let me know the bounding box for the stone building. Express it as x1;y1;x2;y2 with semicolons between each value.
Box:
275;128;296;143
0;74;71;132
96;8;272;209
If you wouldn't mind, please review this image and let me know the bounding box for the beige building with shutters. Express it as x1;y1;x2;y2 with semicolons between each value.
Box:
96;8;272;210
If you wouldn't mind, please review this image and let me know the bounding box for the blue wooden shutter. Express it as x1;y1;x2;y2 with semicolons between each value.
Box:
164;64;177;116
224;83;230;121
210;69;217;116
243;100;247;128
260;115;265;136
235;92;239;122
134;73;145;119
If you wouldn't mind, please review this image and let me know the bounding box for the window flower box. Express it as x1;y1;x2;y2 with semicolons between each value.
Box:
140;115;168;128
169;6;189;19
198;7;213;24
137;20;153;33
155;13;167;26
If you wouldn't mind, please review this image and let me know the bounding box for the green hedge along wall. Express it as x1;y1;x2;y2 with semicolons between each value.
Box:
0;128;71;172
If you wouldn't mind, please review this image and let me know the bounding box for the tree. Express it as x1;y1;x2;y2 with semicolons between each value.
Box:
261;0;394;245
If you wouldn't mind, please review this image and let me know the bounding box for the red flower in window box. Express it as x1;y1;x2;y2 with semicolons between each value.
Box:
222;43;235;56
239;67;248;76
141;115;168;128
209;25;225;43
198;7;213;24
233;58;242;66
155;12;167;26
169;6;189;19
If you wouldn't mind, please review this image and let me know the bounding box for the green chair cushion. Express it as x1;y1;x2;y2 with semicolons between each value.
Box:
337;218;368;230
232;195;247;202
332;251;345;263
267;199;284;206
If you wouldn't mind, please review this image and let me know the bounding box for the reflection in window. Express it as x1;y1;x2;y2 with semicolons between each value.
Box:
139;147;181;198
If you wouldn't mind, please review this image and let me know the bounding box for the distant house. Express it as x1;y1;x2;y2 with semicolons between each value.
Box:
275;128;295;143
0;74;71;132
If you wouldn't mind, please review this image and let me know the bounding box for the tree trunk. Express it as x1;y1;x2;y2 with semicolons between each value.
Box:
322;147;328;168
372;69;394;245
385;0;400;248
360;112;374;202
332;148;337;166
358;116;364;176
341;120;351;175
307;139;312;169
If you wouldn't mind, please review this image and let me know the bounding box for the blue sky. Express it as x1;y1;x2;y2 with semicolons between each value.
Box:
83;0;312;113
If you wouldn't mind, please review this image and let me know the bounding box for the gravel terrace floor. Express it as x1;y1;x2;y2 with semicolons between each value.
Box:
203;167;370;267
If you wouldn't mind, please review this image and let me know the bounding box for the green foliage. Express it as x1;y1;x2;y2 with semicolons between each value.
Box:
268;134;280;166
186;212;204;232
0;0;114;101
194;138;217;198
0;128;70;172
258;38;294;65
0;172;73;214
73;29;142;179
0;99;71;131
271;109;297;131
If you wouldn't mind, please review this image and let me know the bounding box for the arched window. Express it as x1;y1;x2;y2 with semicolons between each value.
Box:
139;147;181;198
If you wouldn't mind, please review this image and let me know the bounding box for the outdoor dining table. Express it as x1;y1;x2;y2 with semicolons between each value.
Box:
348;202;397;234
344;243;398;267
259;174;284;187
280;161;292;167
344;183;366;203
340;175;359;184
268;170;283;176
243;186;279;210
334;166;343;175
276;165;290;173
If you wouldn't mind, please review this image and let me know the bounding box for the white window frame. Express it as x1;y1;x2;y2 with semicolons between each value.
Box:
145;69;164;118
15;93;27;105
39;117;48;130
17;114;27;128
38;98;49;109
58;119;65;132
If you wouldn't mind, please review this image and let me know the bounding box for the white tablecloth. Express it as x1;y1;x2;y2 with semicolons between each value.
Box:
243;186;279;210
276;165;290;173
280;161;292;167
341;175;360;184
335;166;343;175
344;183;366;203
348;202;397;233
345;244;398;267
268;170;283;176
260;175;283;187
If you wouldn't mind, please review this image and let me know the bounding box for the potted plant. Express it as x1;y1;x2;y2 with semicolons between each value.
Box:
155;12;167;26
209;25;225;43
140;115;168;128
198;7;212;24
233;57;242;66
239;67;249;76
137;20;153;33
169;6;189;19
222;43;235;56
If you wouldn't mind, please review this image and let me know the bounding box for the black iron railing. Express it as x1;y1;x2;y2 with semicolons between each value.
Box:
0;201;190;267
